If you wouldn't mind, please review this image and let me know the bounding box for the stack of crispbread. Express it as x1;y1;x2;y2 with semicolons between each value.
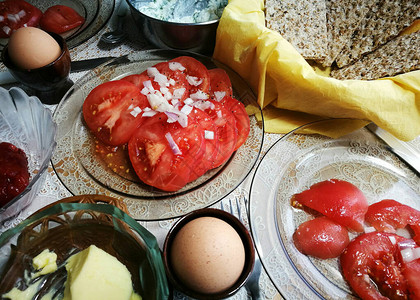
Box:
265;0;420;80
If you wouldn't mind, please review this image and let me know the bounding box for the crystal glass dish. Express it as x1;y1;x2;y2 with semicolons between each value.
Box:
0;87;56;223
249;119;420;299
0;195;170;299
51;49;264;221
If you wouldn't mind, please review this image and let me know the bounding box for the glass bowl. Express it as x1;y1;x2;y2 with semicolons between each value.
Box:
249;119;420;299
0;195;170;299
0;87;56;223
51;49;264;221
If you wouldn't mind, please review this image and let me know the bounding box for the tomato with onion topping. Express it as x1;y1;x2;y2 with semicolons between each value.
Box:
0;0;42;38
40;5;85;34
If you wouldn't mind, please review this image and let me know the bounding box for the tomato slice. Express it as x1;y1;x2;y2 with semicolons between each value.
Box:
341;232;408;300
170;56;210;94
128;113;205;192
82;80;149;146
208;68;233;100
293;216;349;259
291;179;368;232
203;100;238;168
221;96;250;151
0;0;42;38
187;107;219;181
40;5;85;34
365;199;420;244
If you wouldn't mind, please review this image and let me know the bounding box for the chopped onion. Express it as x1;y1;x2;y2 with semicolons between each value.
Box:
17;10;26;18
214;91;226;102
217;110;222;118
130;106;142;117
190;90;209;101
7;13;19;23
128;104;134;110
154;73;169;87
147;92;172;112
204;130;214;140
180;104;193;115
164;111;178;123
400;247;420;263
169;78;176;86
184;98;194;105
388;235;397;245
142;110;157;117
186;75;203;86
147;67;159;78
165;132;182;155
0;16;4;22
364;226;376;233
173;88;186;99
169;62;185;71
193;100;214;111
2;26;11;36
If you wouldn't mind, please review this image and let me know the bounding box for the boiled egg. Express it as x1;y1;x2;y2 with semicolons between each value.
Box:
170;216;245;294
8;27;62;70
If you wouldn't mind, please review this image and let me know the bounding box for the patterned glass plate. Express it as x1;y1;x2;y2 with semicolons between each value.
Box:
52;50;264;221
1;0;114;49
249;119;420;300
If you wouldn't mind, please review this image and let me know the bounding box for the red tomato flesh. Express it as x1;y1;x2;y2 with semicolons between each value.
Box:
293;216;349;259
341;232;408;300
0;0;42;38
128;113;205;192
40;5;85;34
208;68;233;100
221;96;250;151
82;80;149;146
291;179;368;232
365;199;420;244
170;56;210;94
0;142;30;206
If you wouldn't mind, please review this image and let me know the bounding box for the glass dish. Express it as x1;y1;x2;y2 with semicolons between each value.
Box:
249;119;420;299
0;195;169;300
0;87;56;223
0;0;114;49
52;49;264;221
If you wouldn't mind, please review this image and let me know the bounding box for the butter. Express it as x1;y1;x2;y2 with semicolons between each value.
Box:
2;282;41;300
63;245;141;300
32;249;58;278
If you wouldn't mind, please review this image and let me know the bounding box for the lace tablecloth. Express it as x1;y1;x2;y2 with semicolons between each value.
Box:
0;2;282;298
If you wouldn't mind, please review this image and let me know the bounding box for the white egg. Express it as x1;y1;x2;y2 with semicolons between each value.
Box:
8;27;62;70
170;216;245;294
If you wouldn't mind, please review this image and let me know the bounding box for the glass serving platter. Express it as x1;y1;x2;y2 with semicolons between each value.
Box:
0;0;114;49
249;119;420;300
52;49;264;221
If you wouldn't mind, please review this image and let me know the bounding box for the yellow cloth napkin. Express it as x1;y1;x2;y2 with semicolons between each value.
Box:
213;0;420;141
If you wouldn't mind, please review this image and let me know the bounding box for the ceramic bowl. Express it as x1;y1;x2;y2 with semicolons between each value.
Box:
1;32;72;104
163;207;255;299
126;0;223;54
0;194;170;299
0;87;56;223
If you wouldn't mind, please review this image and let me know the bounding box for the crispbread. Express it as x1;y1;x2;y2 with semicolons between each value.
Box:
265;0;328;60
335;0;420;68
322;0;372;67
330;31;420;80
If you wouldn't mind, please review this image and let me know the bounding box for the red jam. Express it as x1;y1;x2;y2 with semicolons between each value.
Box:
0;142;30;206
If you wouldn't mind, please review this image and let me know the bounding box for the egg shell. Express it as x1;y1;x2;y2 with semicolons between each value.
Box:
8;27;62;70
170;216;245;294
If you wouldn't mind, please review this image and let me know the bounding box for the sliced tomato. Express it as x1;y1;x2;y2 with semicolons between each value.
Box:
365;199;420;244
40;5;85;34
291;179;368;232
203;100;238;168
82;80;149;146
128;113;205;192
170;56;210;94
187;107;219;181
208;68;233;100
293;216;349;259
0;0;42;38
341;232;408;300
221;96;250;150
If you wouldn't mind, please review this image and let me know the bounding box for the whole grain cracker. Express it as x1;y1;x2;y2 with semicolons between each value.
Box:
265;0;328;60
330;31;420;80
322;0;372;67
335;0;420;68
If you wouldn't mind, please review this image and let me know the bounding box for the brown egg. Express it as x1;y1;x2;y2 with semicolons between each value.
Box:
170;216;245;294
8;27;62;70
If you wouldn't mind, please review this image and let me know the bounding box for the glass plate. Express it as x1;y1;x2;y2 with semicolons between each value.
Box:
249;119;420;300
52;49;264;221
1;0;114;49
